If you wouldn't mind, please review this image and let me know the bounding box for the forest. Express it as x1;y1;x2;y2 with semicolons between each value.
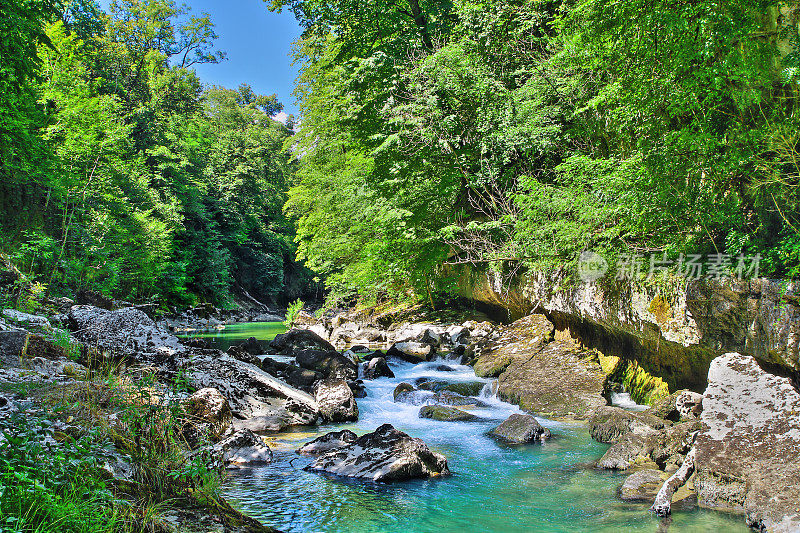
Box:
2;0;799;309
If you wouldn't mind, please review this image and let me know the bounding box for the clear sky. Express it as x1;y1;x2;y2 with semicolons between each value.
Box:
99;0;303;118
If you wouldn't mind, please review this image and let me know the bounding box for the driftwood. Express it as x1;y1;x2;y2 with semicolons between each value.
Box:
650;447;696;517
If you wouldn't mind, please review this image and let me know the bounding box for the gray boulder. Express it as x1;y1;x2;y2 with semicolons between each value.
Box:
182;387;233;447
588;406;667;444
68;305;182;361
294;349;358;380
315;379;358;422
490;413;551;443
305;424;449;481
386;342;433;363
297;430;358;455
269;328;335;354
362;357;394;379
183;352;319;429
207;429;272;469
694;352;800;532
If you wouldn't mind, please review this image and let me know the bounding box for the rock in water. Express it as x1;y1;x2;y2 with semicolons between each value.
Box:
269;329;335;354
386;342;433;363
496;340;607;419
297;430;358;455
207;429;273;469
315;379;358;422
490;413;551;443
305;424;449;481
620;469;664;501
362;357;394;379
694;352;800;531
588;406;666;444
418;405;480;422
185;353;319;429
294;349;357;380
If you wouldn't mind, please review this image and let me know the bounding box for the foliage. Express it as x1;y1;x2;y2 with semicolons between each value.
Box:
277;0;800;305
0;0;314;308
283;298;304;328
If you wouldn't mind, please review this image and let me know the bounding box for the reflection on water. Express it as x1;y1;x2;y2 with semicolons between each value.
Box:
178;321;286;351
224;358;748;533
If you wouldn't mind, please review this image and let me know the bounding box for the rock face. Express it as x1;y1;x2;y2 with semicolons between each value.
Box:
269;329;335;354
496;339;608;420
693;352;800;531
182;387;233;446
297;430;358;455
489;414;551;443
314;379;358;422
305;424;449;481
184;352;319;429
294;350;357;381
68;305;182;361
207;429;273;469
473;314;553;377
418;405;480;422
386;342;433;363
457;269;800;391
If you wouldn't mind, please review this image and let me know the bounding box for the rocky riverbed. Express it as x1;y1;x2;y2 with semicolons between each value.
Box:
0;293;798;532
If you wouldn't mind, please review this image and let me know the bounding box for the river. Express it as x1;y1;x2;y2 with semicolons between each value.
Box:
190;323;748;532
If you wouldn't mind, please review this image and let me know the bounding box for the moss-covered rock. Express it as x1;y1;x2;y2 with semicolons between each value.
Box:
418;405;481;422
473;314;553;378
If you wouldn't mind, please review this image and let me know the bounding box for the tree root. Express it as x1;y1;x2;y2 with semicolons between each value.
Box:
650;447;696;517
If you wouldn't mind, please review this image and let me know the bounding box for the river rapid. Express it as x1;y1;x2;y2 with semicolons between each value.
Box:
202;324;746;533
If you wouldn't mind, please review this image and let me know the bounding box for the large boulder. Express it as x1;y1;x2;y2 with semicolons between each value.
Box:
305;424;449;481
386;342;433;363
418;405;481;422
496;339;608;420
314;379;358;422
183;352;319;430
490;413;551;444
294;350;357;381
416;380;486;397
260;357;322;392
68;305;182;361
297;430;358;456
206;429;272;469
362;357;394;379
269;329;335;354
693;352;800;532
473;314;553;377
597;420;700;471
588;406;667;444
1;309;51;329
182;387;233;447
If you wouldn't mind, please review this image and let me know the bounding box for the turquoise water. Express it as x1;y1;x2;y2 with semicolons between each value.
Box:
179;321;286;351
223;358;748;533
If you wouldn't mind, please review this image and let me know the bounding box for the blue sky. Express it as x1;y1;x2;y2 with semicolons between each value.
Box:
99;0;303;117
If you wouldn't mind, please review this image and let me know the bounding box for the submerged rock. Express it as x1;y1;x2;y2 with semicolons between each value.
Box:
418;405;480;422
305;424;449;481
314;379;358;422
269;328;336;354
619;469;664;501
386;342;433;363
693;352;800;532
297;430;358;456
184;352;319;429
490;413;550;444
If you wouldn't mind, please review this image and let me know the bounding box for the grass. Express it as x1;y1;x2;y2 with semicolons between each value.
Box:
0;368;227;533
